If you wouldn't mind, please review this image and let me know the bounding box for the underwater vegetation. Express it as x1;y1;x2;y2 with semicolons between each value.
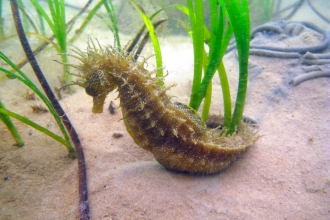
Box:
64;40;258;174
1;1;91;219
57;0;259;174
4;0;329;219
0;0;256;218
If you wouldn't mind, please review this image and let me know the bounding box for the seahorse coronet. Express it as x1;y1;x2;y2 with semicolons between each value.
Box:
68;42;258;174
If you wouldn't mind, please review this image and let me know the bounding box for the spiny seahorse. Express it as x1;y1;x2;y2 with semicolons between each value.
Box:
65;41;258;174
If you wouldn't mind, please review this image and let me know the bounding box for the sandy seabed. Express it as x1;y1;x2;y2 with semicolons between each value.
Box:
0;5;330;218
0;35;329;219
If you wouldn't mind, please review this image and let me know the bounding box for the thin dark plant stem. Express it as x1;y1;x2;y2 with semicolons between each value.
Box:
69;0;102;44
66;0;93;35
10;1;89;219
130;20;167;61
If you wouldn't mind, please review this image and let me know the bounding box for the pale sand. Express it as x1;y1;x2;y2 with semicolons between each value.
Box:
1;3;330;219
1;32;329;219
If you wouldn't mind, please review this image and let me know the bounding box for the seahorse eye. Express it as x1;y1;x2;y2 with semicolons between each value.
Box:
85;86;98;96
85;72;103;96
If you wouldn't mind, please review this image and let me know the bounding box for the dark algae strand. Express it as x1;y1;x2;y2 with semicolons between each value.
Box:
66;41;258;174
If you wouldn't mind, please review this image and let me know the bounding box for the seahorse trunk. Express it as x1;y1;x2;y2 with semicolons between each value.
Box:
114;63;255;174
70;44;258;174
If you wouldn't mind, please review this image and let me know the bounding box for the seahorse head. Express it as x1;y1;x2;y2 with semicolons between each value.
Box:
83;69;116;113
65;43;119;113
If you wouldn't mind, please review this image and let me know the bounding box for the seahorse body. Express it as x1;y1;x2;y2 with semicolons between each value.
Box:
70;44;257;174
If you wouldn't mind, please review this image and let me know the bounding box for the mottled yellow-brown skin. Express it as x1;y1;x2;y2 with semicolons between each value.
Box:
69;43;258;174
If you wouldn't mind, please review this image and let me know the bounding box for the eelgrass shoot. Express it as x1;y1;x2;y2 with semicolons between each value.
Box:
180;0;250;135
129;0;164;84
0;100;24;147
0;51;76;156
102;0;121;50
30;0;71;82
133;0;251;135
